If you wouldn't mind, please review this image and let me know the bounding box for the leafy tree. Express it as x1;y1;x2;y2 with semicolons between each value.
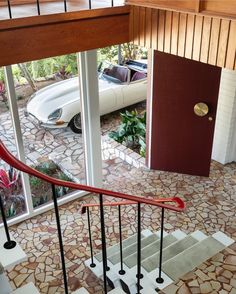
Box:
98;43;147;64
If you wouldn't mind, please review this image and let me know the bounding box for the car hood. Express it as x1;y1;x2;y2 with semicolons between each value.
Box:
26;77;115;121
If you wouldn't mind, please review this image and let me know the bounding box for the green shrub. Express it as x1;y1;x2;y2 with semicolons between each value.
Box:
35;161;58;176
109;110;146;157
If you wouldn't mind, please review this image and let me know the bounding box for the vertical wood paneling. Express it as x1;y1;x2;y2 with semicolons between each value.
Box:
131;7;236;70
178;13;187;57
185;14;195;59
226;21;236;69
164;11;172;53
158;10;165;51
130;6;134;43
171;12;179;55
151;9;158;50
192;15;203;61
217;19;230;67
133;6;140;45
145;8;152;48
139;7;146;47
200;16;212;64
208;18;221;66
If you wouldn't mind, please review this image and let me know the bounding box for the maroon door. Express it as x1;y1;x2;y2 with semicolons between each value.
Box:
147;51;222;177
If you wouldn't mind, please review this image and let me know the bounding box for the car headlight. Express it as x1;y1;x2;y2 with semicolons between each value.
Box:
48;109;62;121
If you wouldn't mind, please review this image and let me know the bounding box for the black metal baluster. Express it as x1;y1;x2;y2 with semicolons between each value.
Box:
0;193;16;249
88;0;92;9
156;207;165;284
51;184;69;294
87;207;96;268
111;0;114;7
99;193;109;294
118;205;125;275
7;0;12;19
64;0;67;12
136;202;143;294
36;0;40;15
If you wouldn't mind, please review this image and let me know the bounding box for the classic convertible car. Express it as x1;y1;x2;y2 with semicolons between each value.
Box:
25;60;147;133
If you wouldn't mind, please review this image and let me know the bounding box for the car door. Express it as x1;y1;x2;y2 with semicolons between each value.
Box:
99;87;118;115
121;77;147;107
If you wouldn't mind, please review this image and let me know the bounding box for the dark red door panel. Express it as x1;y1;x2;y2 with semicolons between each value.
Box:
148;51;221;177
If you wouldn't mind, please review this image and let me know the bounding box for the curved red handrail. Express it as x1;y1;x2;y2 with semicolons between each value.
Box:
81;197;184;214
0;140;185;212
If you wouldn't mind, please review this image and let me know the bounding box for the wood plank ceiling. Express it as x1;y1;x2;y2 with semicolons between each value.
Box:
129;2;236;70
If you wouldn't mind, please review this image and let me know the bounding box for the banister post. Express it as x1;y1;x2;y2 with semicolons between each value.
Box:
7;0;12;19
118;205;125;275
87;207;96;268
51;184;69;294
99;193;109;294
0;193;16;249
156;207;165;284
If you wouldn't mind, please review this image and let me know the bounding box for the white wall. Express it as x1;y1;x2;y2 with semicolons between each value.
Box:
212;68;236;164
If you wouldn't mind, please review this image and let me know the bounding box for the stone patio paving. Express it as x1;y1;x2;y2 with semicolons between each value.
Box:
4;158;236;293
1;103;236;293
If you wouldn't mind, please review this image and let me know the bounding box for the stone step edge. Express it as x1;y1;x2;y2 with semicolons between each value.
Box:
93;229;153;261
140;230;207;270
72;287;90;294
123;229;187;263
0;228;28;270
11;282;40;294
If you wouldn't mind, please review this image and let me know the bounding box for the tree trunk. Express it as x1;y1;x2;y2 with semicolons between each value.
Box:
18;63;38;92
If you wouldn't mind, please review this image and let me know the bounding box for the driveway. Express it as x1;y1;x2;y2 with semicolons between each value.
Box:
0;102;146;183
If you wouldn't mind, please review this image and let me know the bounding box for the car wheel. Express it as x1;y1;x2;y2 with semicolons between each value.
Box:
70;113;82;133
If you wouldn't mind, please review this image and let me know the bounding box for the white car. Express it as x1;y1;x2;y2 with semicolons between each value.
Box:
26;60;147;133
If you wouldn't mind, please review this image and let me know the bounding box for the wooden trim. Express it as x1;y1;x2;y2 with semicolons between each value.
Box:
125;1;236;20
0;7;130;66
0;6;130;31
131;6;236;70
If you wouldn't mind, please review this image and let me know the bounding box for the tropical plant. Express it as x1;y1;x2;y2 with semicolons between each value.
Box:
0;166;25;219
109;110;146;157
0;167;19;197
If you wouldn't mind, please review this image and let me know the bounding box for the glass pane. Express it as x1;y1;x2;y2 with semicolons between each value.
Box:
12;56;87;209
0;67;27;221
98;45;148;187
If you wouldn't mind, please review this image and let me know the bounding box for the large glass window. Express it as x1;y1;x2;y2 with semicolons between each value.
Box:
0;67;27;221
0;54;88;220
98;44;148;185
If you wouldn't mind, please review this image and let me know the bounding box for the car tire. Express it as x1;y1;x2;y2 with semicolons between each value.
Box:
69;113;82;133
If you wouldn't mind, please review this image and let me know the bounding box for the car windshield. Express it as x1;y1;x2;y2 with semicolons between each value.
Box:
99;61;129;84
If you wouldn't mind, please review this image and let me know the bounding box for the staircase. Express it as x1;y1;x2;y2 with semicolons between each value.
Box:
85;229;235;294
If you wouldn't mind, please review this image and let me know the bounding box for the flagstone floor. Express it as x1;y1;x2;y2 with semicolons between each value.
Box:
1;99;236;294
5;157;236;293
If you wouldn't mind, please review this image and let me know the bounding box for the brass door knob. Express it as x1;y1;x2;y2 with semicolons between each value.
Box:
194;102;209;117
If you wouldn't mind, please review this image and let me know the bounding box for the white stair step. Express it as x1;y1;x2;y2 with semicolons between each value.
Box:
95;231;149;262
11;282;40;294
147;269;174;290
142;234;198;273
162;236;226;281
84;257;103;278
124;234;178;269
0;228;27;270
108;288;126;293
129;266;173;292
72;287;90;294
212;231;235;246
109;234;159;265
